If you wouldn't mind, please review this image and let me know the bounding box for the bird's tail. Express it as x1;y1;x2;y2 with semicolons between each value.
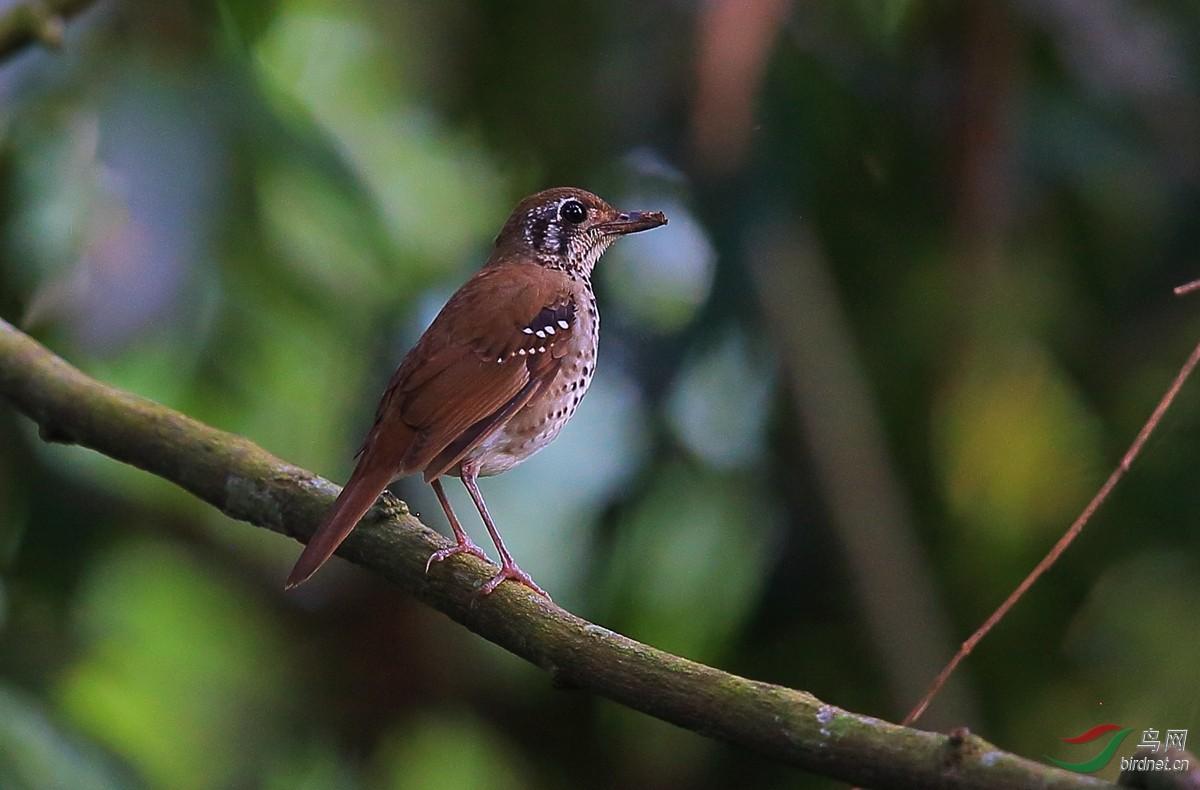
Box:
285;457;396;589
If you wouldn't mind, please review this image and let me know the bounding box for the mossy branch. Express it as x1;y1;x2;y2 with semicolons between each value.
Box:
0;319;1117;789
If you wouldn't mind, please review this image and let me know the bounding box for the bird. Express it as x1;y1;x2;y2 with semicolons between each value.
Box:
285;187;667;596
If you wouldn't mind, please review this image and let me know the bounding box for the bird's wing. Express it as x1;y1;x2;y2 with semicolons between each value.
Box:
285;262;576;589
418;296;577;481
382;262;577;477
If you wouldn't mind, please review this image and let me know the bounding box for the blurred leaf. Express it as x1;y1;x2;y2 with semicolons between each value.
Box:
5;114;97;297
666;328;776;469
1063;550;1200;723
261;739;360;790
55;540;296;790
838;0;918;47
372;712;529;790
596;702;710;787
602;463;772;661
10;61;229;351
0;685;135;790
217;0;285;48
934;337;1103;549
257;160;389;305
252;3;508;273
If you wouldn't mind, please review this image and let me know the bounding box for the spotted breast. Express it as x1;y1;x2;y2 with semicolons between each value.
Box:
463;279;599;477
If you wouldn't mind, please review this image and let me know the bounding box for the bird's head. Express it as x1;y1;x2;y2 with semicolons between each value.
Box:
494;187;667;276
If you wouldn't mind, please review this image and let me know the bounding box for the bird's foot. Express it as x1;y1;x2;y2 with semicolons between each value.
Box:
425;540;489;573
477;562;550;599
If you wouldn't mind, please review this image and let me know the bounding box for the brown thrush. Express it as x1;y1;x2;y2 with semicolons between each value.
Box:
285;187;667;596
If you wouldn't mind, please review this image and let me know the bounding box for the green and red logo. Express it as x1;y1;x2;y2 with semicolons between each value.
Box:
1048;723;1134;773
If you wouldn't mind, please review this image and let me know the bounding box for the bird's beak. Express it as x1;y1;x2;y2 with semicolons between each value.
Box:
599;210;668;235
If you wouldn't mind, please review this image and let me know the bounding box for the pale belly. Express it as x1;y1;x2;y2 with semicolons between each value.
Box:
461;338;597;477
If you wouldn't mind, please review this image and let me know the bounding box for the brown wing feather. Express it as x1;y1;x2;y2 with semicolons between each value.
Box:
390;263;575;472
420;344;562;481
417;300;575;479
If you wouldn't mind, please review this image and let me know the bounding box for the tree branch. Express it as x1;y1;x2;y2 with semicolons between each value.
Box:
0;318;1113;790
0;0;95;60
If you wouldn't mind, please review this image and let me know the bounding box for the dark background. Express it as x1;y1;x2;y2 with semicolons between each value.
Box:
1;1;1198;787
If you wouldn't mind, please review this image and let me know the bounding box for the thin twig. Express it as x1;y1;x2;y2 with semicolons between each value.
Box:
904;295;1200;725
1174;278;1200;297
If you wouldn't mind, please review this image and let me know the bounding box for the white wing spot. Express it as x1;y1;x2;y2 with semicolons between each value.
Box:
518;348;527;355
538;346;546;353
544;325;556;335
535;330;546;338
557;320;569;330
522;327;534;334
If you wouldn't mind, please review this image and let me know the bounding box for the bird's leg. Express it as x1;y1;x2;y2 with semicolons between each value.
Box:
425;477;489;572
460;463;549;598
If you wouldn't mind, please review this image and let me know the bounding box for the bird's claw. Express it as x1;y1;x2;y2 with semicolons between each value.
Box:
477;563;550;599
425;541;488;574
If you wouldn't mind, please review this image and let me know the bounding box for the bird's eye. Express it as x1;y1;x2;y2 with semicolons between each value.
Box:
559;199;587;224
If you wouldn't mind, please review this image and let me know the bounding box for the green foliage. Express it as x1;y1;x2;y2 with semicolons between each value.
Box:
0;687;133;790
372;713;530;790
55;541;295;789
